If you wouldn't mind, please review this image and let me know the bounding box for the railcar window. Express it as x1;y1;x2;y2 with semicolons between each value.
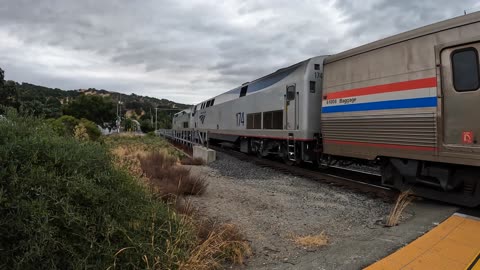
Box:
310;81;316;93
263;110;283;129
206;100;211;108
246;113;261;129
240;85;248;97
211;99;215;106
314;64;320;70
451;47;480;92
286;85;295;101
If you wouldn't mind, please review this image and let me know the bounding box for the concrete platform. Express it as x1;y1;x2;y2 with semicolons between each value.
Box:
193;145;216;164
365;213;480;270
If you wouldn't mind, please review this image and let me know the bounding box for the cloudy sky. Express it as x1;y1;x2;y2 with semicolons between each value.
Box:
1;0;479;104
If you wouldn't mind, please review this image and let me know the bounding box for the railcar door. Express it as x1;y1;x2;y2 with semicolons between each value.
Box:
440;41;480;154
285;84;297;130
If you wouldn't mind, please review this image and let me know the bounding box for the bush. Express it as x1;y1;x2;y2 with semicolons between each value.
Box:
49;115;79;136
0;110;195;269
48;115;101;141
79;118;101;141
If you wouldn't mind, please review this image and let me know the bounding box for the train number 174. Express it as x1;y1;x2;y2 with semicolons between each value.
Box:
236;112;244;126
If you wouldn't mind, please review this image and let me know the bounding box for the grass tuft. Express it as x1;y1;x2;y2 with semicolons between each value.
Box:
385;191;415;227
293;232;328;249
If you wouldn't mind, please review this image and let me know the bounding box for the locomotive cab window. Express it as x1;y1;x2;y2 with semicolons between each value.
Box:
240;85;248;97
451;47;480;92
286;85;295;101
309;81;316;93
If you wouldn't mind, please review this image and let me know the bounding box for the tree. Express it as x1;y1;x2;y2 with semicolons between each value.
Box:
0;67;4;86
0;80;19;110
63;95;116;126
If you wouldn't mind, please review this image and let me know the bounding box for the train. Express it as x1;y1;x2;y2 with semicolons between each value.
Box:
171;12;480;206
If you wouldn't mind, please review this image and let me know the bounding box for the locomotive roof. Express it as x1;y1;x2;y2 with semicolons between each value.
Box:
325;11;480;64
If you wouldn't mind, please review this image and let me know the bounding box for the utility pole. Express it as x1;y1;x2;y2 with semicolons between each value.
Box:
150;107;153;125
117;100;122;133
155;107;158;131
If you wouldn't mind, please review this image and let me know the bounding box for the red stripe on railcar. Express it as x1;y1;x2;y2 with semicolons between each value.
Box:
325;77;437;100
209;131;316;141
324;139;436;151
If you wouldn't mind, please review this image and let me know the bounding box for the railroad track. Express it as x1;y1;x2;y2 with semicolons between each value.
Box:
209;144;398;202
161;137;398;202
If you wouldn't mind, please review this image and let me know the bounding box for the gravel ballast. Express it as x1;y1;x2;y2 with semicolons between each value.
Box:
188;152;458;269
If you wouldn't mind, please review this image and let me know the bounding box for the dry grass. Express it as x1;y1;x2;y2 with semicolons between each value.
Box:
293;232;328;249
180;221;252;270
181;157;206;166
139;152;208;200
385;191;415;227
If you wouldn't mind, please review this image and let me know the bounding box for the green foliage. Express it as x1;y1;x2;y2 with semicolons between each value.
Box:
0;67;4;86
140;119;155;133
79;118;101;141
49;115;80;137
63;95;116;125
48;115;101;141
0;110;195;269
0;80;19;112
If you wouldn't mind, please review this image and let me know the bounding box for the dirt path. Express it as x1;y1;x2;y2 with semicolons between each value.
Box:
188;153;458;269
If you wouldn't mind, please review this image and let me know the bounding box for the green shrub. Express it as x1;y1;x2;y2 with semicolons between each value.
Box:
48;115;101;141
79;118;101;141
0;110;195;269
50;115;80;137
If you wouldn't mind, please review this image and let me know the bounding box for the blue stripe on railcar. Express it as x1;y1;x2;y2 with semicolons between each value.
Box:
322;97;437;113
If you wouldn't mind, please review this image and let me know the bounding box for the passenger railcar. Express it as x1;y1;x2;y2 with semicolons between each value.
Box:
321;12;480;206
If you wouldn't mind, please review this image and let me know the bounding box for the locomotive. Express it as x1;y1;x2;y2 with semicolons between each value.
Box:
172;12;480;206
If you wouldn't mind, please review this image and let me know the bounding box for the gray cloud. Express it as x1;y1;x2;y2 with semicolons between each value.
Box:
0;0;478;104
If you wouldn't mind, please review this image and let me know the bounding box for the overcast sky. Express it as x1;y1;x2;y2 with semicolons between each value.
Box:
1;0;479;104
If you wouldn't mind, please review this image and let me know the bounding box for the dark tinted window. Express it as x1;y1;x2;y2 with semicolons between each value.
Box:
314;64;320;70
310;81;316;93
452;48;480;92
286;85;295;100
240;85;248;97
211;99;215;106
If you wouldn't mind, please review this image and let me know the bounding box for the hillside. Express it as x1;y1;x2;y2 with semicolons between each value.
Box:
0;78;191;129
15;82;190;112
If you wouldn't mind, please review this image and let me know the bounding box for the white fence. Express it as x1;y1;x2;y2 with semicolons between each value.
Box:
156;129;209;148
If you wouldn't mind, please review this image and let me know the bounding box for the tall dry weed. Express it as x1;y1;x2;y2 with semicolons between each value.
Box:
180;221;252;270
385;191;415;227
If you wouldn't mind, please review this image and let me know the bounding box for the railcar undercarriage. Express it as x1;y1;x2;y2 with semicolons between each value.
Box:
237;136;480;207
381;158;480;207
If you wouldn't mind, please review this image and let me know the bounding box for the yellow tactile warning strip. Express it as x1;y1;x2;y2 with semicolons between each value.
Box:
466;252;480;270
365;213;480;270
